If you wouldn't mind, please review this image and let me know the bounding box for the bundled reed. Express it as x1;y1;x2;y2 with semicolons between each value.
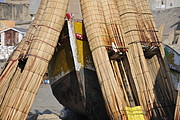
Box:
80;0;130;119
115;0;177;119
135;0;177;102
0;0;177;119
135;0;177;116
0;0;68;119
115;0;154;119
101;0;136;107
81;0;177;119
0;0;48;106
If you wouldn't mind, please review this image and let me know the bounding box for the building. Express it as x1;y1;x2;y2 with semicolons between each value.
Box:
0;20;15;31
29;0;40;16
4;0;29;4
0;27;27;60
0;27;27;46
149;0;180;10
0;3;31;21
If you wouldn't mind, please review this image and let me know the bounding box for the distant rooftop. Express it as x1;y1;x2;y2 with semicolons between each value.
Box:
3;0;29;4
13;27;28;32
0;27;28;33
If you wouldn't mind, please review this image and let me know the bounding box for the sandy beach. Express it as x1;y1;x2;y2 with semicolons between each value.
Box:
27;84;64;120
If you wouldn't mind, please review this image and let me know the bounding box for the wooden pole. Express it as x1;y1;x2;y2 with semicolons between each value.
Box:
174;88;180;119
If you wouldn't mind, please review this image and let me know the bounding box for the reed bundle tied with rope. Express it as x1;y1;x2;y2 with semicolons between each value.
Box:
115;0;177;119
0;0;47;104
134;0;177;101
135;0;177;116
0;0;178;119
115;0;156;119
81;0;129;119
81;0;177;119
81;0;140;119
0;0;68;119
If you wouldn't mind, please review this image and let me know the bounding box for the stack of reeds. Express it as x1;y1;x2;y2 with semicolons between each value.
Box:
0;0;47;104
81;0;177;119
115;0;156;119
115;0;177;119
81;0;128;119
0;0;48;108
0;0;68;119
101;0;136;108
134;0;176;98
0;0;178;119
135;0;177;116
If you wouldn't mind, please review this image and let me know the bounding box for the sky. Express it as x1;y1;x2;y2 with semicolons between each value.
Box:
0;0;4;2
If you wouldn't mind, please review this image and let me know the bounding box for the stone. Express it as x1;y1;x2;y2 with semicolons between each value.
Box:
37;114;61;120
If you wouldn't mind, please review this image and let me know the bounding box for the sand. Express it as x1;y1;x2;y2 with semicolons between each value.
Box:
152;7;180;39
27;84;63;120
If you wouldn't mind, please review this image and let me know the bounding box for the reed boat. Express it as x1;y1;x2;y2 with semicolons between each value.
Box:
48;0;179;119
48;20;109;119
0;0;178;119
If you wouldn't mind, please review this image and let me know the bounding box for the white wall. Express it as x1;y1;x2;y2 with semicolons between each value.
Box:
1;32;5;46
29;0;41;15
18;33;23;43
166;0;180;9
149;0;180;10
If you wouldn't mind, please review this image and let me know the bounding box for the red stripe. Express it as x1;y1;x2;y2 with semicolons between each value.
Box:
0;59;18;82
32;39;56;48
32;24;60;33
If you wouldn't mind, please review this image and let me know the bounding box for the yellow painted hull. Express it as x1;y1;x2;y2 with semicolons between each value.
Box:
48;21;109;119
